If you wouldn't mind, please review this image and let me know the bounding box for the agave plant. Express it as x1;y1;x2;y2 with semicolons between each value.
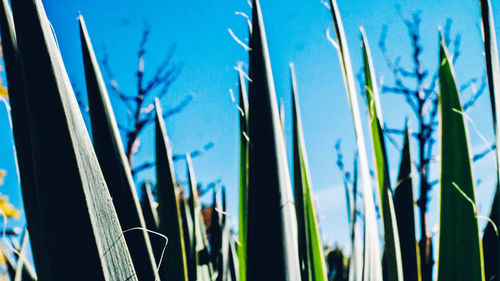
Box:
1;0;138;279
0;2;499;281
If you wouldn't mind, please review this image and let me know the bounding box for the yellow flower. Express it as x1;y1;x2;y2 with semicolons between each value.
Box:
0;170;5;186
0;86;6;98
0;245;5;266
0;196;19;218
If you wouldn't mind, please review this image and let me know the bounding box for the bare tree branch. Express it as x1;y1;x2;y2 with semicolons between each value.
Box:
473;143;496;162
131;141;215;177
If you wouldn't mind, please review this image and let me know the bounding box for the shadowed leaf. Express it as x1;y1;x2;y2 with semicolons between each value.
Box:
479;1;500;280
245;1;301;280
0;0;44;275
394;126;420;281
79;14;159;281
155;98;189;281
7;0;138;279
186;154;213;281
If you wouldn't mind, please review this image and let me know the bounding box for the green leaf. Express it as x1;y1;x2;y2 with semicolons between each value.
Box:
155;98;189;281
237;69;249;281
394;126;420;281
479;1;500;280
437;34;484;281
245;0;301;280
180;193;196;281
328;1;383;280
186;155;213;281
79;15;159;281
360;28;403;281
8;0;138;279
291;64;328;281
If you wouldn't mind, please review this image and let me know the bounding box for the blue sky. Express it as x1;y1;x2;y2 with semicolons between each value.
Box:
0;0;499;258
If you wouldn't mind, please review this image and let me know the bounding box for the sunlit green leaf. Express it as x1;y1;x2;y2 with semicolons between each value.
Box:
328;1;383;280
360;28;403;281
237;69;249;281
291;63;328;281
437;34;484;281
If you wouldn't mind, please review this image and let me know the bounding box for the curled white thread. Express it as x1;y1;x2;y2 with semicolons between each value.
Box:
452;108;493;158
229;89;245;117
102;227;168;281
228;28;251;51
235;12;252;33
326;29;339;50
242;131;250;143
234;65;252;83
320;0;330;9
214;207;229;217
229;88;236;103
0;97;12;129
140;103;155;114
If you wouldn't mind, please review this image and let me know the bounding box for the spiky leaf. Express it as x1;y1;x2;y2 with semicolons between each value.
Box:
328;1;383;280
8;0;137;279
0;0;43;273
79;15;159;281
210;190;223;281
237;70;249;281
479;1;500;280
186;155;213;281
155;98;189;281
180;192;196;281
246;1;301;280
437;35;484;281
394;126;420;281
291;64;328;281
360;29;403;281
